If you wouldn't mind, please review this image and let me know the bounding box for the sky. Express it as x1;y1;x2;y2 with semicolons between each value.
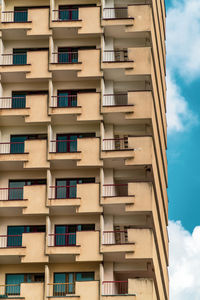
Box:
166;0;200;299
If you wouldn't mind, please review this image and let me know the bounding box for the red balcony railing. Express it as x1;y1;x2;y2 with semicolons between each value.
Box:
0;142;25;154
102;281;128;295
50;140;78;153
103;183;128;197
103;94;128;106
103;50;129;62
52;9;79;22
49;185;77;199
0;187;24;201
102;138;128;151
103;7;128;19
48;233;77;247
102;231;129;245
0;97;26;109
51;52;78;64
50;95;77;108
0;235;22;248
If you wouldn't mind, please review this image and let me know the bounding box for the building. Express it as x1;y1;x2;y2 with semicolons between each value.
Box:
0;0;168;300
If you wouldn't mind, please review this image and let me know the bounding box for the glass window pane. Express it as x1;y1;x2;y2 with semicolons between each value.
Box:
6;274;24;296
7;226;24;247
9;181;25;200
12;93;26;109
10;136;26;154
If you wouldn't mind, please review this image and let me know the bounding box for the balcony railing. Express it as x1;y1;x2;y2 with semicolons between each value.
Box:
48;233;77;247
103;183;128;197
52;9;79;21
102;281;128;295
103;7;128;19
0;284;21;297
0;187;24;201
103;138;128;151
0;235;22;248
51;95;77;108
50;140;78;153
103;50;129;62
48;282;75;296
103;94;128;106
0;96;26;109
0;142;25;154
2;11;28;23
51;52;78;64
1;53;27;65
102;231;129;245
49;185;77;199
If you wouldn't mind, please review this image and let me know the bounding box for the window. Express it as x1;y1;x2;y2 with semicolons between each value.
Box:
13;49;27;65
10;135;47;154
14;7;28;22
55;178;95;199
57;90;77;108
9;179;46;200
54;224;95;246
56;133;95;153
12;92;26;109
7;226;46;247
59;5;79;21
58;47;78;64
53;272;94;296
6;273;44;296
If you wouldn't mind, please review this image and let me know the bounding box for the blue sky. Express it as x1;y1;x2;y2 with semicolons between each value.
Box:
165;0;200;299
166;0;200;232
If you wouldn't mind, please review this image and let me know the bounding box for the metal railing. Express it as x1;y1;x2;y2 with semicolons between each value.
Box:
49;185;77;199
102;281;128;295
103;7;128;19
51;95;77;108
103;183;128;197
103;94;128;106
0;235;22;248
1;53;27;65
52;9;79;21
48;233;77;247
102;231;129;245
0;97;26;109
2;11;28;23
50;139;78;153
0;142;25;154
102;138;128;151
51;52;78;64
0;187;24;201
0;284;21;297
48;282;75;296
103;50;129;62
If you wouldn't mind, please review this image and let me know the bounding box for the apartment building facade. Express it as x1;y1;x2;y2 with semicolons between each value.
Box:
0;0;168;300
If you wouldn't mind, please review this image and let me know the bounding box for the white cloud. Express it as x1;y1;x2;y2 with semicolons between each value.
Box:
166;72;198;133
169;221;200;299
167;0;200;79
166;0;200;133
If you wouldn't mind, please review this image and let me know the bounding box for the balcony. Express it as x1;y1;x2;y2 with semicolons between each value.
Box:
49;92;102;122
0;233;48;263
50;49;102;78
102;7;134;27
0;51;51;79
102;279;155;300
0;94;50;123
101;93;134;114
101;138;134;160
49;137;102;167
48;183;102;214
102;49;134;70
0;282;44;300
48;280;99;300
51;7;102;35
101;230;135;255
0;140;49;169
47;231;102;262
1;8;51;36
101;183;135;206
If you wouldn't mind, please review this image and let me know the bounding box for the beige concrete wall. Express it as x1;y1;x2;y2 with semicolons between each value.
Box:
24;140;50;169
25;94;50;123
23;185;49;215
22;233;48;263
